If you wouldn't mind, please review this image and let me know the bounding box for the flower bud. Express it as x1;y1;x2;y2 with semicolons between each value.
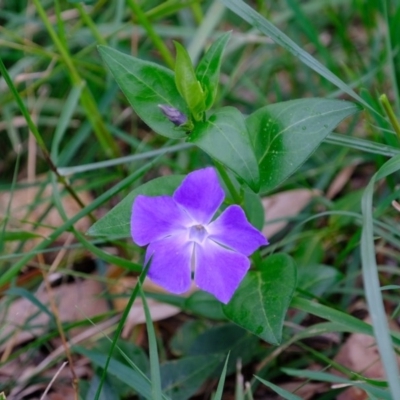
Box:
158;104;187;126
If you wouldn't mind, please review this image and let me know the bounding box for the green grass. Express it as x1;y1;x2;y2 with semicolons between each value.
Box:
1;0;400;399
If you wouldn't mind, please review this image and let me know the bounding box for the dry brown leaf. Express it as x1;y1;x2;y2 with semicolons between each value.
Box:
262;189;320;238
0;279;108;352
45;387;77;400
0;175;92;255
392;200;400;213
326;164;357;199
334;317;400;400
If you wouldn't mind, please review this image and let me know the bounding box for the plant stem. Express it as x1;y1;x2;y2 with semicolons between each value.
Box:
75;3;107;46
214;163;242;204
126;0;175;69
379;94;400;143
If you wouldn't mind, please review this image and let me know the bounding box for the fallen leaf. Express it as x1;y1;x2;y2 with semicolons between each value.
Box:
0;175;92;256
334;316;400;400
262;189;320;238
326;164;357;199
0;279;109;353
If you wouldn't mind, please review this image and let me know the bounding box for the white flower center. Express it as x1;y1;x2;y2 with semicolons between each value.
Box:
188;224;208;244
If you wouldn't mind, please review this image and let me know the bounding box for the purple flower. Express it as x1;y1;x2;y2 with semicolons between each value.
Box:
131;167;267;303
158;104;187;126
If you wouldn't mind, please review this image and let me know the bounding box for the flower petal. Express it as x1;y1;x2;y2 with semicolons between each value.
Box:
208;205;267;255
194;240;250;304
146;235;193;294
131;195;191;246
173;167;224;224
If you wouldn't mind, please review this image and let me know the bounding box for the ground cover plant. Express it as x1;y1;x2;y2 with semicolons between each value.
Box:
0;0;400;399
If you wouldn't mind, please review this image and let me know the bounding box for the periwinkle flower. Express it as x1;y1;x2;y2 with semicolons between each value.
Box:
131;168;267;303
158;104;187;126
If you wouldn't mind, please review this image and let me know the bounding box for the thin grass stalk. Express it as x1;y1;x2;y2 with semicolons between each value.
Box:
126;0;175;69
31;0;120;158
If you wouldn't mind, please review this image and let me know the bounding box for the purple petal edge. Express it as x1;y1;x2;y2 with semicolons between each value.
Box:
146;235;193;294
208;205;268;256
131;195;191;246
173;167;224;225
194;240;250;304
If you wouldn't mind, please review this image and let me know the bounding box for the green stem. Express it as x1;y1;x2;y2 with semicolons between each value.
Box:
214;163;242;204
379;94;400;143
126;0;175;69
191;3;203;24
75;3;107;46
383;0;400;114
251;250;263;269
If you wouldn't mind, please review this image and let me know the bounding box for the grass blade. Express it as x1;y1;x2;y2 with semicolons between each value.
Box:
254;376;302;400
360;154;400;398
139;284;163;400
213;353;230;400
221;0;379;116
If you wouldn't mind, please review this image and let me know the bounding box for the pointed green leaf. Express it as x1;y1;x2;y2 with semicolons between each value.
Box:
188;107;260;191
174;41;206;120
87;175;184;238
98;46;187;139
161;355;220;400
213;353;230;400
195;31;231;110
188;324;259;376
246;98;361;192
223;253;297;345
243;190;264;230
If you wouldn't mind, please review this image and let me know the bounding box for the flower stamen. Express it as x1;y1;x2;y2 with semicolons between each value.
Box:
188;224;208;243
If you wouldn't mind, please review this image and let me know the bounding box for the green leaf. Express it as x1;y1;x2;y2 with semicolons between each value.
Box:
188;324;259;376
297;264;342;297
188;107;260;191
2;231;43;241
161;355;220;400
98;46;187;139
246;98;360;192
243;190;264;230
174;41;206;120
87;175;184;238
185;291;226;320
223;253;297;345
170;320;209;357
195;32;231;110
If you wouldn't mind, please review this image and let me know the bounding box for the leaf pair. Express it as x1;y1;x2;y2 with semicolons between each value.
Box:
174;32;231;121
99;42;359;193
